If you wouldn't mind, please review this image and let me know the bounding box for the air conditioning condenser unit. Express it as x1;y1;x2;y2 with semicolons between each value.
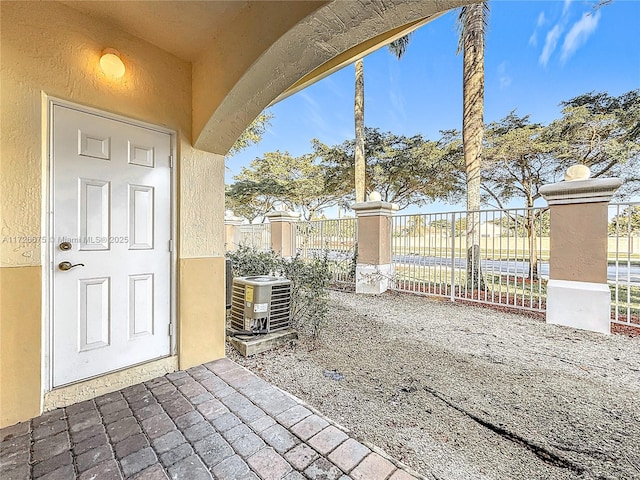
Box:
230;276;291;334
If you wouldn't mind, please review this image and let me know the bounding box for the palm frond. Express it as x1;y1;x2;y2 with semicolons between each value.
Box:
457;2;490;55
388;34;412;60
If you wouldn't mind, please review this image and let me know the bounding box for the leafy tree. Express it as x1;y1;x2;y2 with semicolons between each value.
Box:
499;210;550;238
225;111;275;221
226;112;273;158
225;178;287;224
407;215;427;236
444;90;639;279
314;128;460;209
430;218;452;233
458;2;490;289
545;90;640;198
481;112;557;279
609;205;640;236
284;153;342;221
228;151;339;221
482;113;560;208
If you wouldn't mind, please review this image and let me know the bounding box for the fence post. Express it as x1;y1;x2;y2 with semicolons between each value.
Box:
265;211;300;257
450;212;456;301
352;195;399;294
224;211;244;252
540;173;622;334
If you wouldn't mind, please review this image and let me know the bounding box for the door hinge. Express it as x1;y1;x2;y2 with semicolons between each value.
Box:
168;323;173;336
168;239;173;252
169;155;173;168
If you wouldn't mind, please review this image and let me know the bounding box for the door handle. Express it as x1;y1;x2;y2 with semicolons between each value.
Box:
59;261;85;271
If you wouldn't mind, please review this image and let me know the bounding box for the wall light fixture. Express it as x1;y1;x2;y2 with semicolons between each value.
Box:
99;49;125;79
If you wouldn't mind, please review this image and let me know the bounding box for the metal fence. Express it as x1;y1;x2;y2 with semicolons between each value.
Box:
234;202;638;326
294;218;358;286
237;223;271;251
390;207;550;312
608;202;640;329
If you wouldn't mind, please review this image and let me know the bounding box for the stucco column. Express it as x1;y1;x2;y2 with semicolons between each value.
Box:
265;211;300;257
540;177;622;334
352;200;399;294
224;211;244;252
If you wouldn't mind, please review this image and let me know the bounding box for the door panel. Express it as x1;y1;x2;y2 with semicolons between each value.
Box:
78;278;110;351
79;179;110;251
52;105;172;387
129;184;154;249
129;273;154;338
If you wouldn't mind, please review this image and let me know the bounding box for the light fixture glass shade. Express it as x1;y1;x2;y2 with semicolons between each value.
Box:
100;49;125;78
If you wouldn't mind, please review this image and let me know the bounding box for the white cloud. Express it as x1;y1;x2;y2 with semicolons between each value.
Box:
299;91;330;134
497;61;512;89
529;11;547;47
539;24;563;66
562;0;573;16
560;11;601;63
322;76;348;101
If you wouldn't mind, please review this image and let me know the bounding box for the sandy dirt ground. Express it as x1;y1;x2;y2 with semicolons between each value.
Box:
228;290;640;480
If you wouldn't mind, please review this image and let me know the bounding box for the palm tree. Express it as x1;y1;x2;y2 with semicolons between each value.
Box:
458;2;489;290
388;6;489;290
353;35;411;204
354;58;365;203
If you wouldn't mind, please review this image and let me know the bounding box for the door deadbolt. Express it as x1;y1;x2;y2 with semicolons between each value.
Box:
58;261;84;271
59;241;72;251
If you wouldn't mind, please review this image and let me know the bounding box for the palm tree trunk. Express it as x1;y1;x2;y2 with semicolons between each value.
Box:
462;3;486;290
354;58;365;203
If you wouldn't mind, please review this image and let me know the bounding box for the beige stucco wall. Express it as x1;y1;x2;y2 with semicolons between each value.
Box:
0;1;225;427
358;216;393;265
179;257;226;369
0;266;42;427
270;221;295;257
549;202;608;284
180;150;226;258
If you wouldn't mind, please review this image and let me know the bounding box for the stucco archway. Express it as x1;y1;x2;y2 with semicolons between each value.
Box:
194;0;472;154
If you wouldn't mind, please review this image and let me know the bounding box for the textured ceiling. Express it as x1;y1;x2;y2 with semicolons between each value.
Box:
61;1;253;61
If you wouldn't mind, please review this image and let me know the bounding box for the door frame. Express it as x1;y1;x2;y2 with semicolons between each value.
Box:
42;96;178;395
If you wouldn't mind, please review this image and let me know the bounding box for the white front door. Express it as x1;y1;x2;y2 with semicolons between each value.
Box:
51;104;172;387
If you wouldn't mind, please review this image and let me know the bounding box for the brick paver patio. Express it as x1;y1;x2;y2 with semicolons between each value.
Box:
0;358;421;479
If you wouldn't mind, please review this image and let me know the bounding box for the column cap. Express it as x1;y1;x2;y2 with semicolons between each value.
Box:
265;211;301;222
351;201;399;217
224;216;245;226
540;178;622;205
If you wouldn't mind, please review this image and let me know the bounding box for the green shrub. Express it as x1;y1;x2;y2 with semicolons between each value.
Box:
227;245;280;277
227;246;331;340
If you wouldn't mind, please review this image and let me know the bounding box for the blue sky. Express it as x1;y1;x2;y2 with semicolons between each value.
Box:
227;0;640;214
